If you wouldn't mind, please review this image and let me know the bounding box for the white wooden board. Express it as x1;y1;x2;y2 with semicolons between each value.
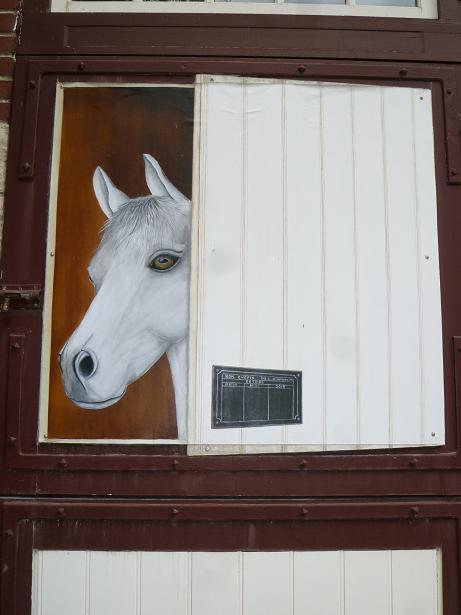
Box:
189;76;444;455
32;549;442;615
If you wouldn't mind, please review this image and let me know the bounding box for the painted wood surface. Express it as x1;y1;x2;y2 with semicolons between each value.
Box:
189;76;444;454
32;549;442;615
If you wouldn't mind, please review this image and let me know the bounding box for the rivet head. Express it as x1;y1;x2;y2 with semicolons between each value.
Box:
450;169;458;176
297;65;306;74
77;62;85;71
171;508;179;517
399;68;408;76
300;507;309;517
56;507;65;517
29;80;36;90
4;529;13;537
409;457;418;467
446;88;453;95
299;459;307;469
22;162;31;173
58;458;68;468
8;436;17;446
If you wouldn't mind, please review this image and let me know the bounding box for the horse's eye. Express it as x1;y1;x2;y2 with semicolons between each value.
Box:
149;253;180;272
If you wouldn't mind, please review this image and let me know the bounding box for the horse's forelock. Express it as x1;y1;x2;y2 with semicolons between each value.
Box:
97;195;189;259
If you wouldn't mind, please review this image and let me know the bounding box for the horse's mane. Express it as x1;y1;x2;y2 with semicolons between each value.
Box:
98;195;190;256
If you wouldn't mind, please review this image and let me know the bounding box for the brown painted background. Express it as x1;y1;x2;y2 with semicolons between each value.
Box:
47;86;194;439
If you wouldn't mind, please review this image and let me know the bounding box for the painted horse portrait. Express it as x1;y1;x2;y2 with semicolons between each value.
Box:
59;154;191;440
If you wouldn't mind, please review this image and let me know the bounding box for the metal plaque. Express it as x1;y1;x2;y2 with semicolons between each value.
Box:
212;366;302;429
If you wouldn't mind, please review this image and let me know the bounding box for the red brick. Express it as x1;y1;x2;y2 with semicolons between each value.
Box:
0;57;13;78
0;34;16;53
0;101;11;121
0;13;16;33
0;0;19;8
0;79;12;100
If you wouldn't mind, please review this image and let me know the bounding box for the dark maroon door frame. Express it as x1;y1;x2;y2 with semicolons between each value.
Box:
2;3;461;614
1;499;460;615
2;57;461;497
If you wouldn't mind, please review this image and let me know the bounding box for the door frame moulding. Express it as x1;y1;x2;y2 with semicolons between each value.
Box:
0;499;458;615
1;57;461;496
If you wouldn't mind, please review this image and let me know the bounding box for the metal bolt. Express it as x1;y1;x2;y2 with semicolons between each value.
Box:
4;529;13;537
22;162;31;173
56;507;65;517
297;65;306;74
58;458;68;468
171;508;179;517
451;169;458;176
77;62;85;71
409;457;418;467
205;445;211;452
431;432;436;437
50;251;55;257
299;459;307;469
399;68;408;77
171;459;179;470
8;436;17;447
11;342;20;350
410;506;420;518
2;564;8;574
29;80;36;90
300;507;309;518
446;88;453;95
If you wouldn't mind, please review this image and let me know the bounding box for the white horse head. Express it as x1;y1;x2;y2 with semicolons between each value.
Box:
59;154;191;439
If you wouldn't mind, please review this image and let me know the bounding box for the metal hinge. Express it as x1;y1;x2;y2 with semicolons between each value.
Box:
0;284;41;312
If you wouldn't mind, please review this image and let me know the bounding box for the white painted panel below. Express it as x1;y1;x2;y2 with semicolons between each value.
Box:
32;549;442;615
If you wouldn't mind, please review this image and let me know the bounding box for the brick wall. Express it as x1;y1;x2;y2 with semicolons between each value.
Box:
0;0;18;243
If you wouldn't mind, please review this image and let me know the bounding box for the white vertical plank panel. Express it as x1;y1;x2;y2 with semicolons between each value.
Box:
383;87;422;447
191;552;240;615
344;550;390;614
32;549;442;615
33;550;87;615
189;77;444;455
192;79;244;451
352;86;390;448
391;550;440;615
322;84;357;449
412;88;445;446
284;83;323;448
293;551;343;615
243;82;285;448
140;552;189;615
88;551;138;615
243;552;291;615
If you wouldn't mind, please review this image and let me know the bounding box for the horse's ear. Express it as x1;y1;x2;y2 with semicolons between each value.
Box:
93;166;129;218
143;154;189;207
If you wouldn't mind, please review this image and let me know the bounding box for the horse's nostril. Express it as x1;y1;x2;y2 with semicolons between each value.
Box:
74;350;96;381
